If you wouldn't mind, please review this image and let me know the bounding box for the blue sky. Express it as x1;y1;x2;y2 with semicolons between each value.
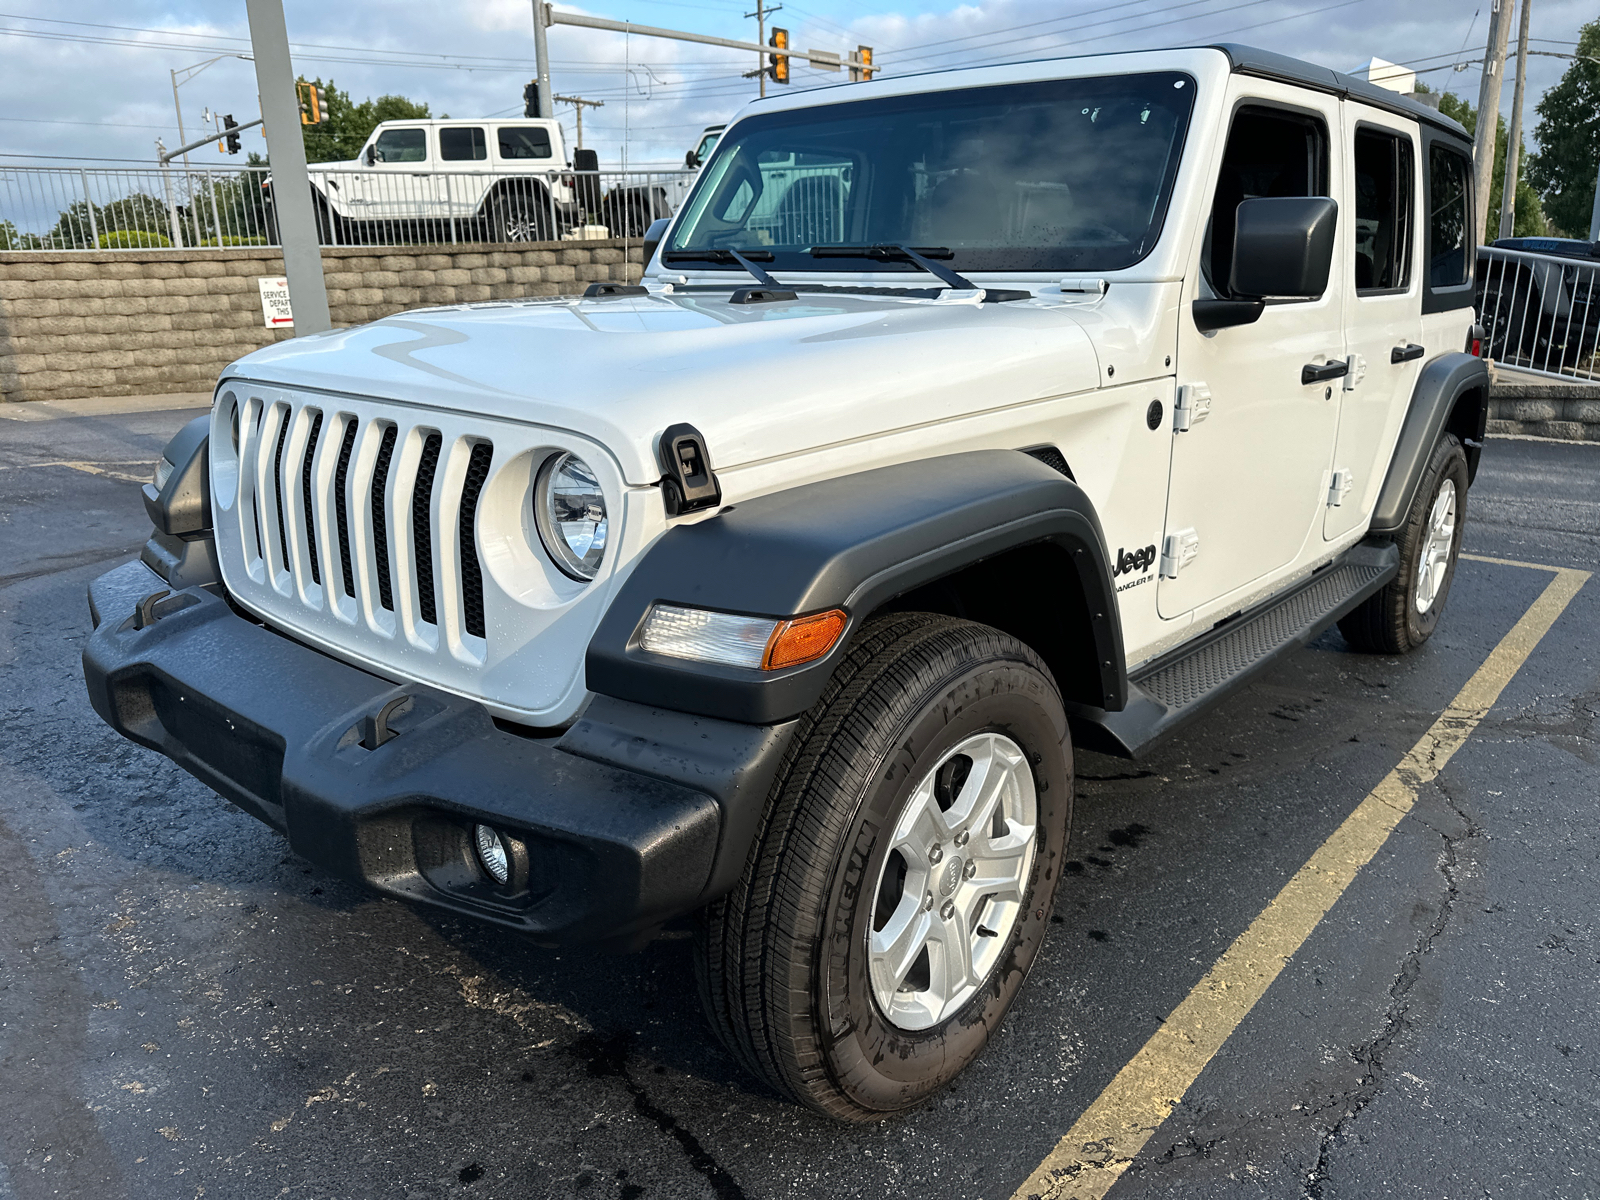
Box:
0;0;1592;170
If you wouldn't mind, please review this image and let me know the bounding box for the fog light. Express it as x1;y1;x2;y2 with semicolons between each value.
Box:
473;824;510;884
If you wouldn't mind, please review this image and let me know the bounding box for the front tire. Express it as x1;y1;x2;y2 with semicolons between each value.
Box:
487;191;553;243
1339;432;1468;654
695;613;1072;1121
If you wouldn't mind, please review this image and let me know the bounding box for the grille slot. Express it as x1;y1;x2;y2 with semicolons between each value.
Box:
370;424;398;612
271;409;291;574
412;432;443;626
458;442;494;640
300;411;324;586
333;417;358;598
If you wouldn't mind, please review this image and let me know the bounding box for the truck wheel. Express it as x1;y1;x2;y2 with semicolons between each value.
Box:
1339;432;1468;655
695;613;1072;1120
488;192;552;243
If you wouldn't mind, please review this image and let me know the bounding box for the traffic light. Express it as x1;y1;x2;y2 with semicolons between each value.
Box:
851;45;874;82
297;82;327;125
524;80;540;118
768;28;790;85
223;114;241;155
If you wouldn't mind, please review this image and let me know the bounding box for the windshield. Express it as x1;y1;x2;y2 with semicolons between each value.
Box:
668;72;1195;274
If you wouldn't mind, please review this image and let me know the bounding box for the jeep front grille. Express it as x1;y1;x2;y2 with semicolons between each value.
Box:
227;394;495;656
210;381;633;725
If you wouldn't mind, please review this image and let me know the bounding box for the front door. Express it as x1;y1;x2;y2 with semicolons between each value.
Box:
1159;83;1347;619
1325;104;1425;541
364;126;434;219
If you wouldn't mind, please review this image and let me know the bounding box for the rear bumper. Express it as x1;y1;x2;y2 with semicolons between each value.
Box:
83;560;794;945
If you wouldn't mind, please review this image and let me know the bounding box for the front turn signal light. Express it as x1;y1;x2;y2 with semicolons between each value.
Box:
763;609;848;670
638;604;848;671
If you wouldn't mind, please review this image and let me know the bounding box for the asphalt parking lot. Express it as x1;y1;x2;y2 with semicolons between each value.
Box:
2;398;1597;1200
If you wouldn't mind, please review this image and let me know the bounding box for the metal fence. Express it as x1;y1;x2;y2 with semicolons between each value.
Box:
1476;245;1600;381
0;164;697;251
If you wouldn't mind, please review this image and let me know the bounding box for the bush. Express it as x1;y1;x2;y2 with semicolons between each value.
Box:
197;235;270;247
98;230;171;249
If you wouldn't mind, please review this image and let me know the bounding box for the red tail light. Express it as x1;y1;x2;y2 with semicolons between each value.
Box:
560;174;575;189
1471;338;1483;356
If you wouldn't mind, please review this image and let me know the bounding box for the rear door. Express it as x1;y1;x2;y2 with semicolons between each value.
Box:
1160;82;1347;619
438;125;492;219
1325;104;1424;541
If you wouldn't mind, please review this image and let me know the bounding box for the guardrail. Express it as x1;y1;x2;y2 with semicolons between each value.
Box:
1477;244;1600;381
0;164;696;251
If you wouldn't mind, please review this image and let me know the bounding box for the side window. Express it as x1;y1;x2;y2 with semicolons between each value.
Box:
372;128;427;163
1205;107;1329;297
497;127;553;160
1353;129;1414;292
1427;145;1471;288
439;127;487;162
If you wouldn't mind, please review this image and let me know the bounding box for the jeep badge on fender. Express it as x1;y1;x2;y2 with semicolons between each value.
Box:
83;44;1486;1122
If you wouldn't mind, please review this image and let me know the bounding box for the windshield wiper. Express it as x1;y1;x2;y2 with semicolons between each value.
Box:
808;244;977;292
661;247;781;289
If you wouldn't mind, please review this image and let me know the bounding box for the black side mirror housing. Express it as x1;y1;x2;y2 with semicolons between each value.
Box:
363;145;377;166
1231;196;1338;298
685;149;700;169
641;218;671;269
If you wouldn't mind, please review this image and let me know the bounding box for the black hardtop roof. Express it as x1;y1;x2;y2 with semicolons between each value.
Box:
1210;43;1472;142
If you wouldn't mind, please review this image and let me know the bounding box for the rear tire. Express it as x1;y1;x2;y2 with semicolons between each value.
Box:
695;613;1072;1121
1339;432;1468;655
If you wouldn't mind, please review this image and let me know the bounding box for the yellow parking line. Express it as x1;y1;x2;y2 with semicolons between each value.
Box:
1011;558;1590;1200
0;459;157;484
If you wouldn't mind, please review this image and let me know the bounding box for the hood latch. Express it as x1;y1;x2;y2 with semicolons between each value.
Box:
658;423;722;517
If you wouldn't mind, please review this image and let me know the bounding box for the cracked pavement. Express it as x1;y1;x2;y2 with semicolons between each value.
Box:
2;407;1597;1199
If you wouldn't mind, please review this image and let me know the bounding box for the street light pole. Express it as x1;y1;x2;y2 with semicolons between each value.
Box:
245;0;331;336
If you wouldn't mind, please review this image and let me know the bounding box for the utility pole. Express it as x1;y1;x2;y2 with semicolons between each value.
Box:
530;1;555;118
554;94;604;150
245;0;331;336
1498;0;1533;239
746;0;780;99
1472;0;1513;243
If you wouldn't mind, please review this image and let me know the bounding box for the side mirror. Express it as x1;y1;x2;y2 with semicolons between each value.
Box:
1232;196;1338;298
1194;196;1338;333
364;145;377;166
641;218;671;269
685;149;700;170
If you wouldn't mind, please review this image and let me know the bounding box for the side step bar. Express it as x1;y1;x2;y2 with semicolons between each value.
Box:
1069;542;1400;758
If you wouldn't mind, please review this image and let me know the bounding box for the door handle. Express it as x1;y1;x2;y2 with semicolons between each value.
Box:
1391;343;1426;364
1301;359;1350;385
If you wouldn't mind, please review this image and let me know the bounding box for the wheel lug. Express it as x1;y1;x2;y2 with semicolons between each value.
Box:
923;891;934;912
963;860;976;880
940;900;955;921
954;830;970;847
928;845;943;865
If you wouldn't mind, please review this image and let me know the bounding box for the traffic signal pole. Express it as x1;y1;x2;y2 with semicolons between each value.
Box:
546;10;868;77
531;2;555;118
245;0;331;336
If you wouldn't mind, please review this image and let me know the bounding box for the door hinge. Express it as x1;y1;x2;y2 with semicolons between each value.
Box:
1173;383;1212;432
1342;354;1368;391
1327;468;1355;507
1161;528;1200;578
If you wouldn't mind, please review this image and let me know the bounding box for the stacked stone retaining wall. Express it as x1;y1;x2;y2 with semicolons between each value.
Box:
1486;373;1600;441
0;242;644;404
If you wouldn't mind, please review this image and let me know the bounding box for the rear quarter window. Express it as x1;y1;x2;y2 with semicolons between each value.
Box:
1421;135;1475;314
498;127;553;160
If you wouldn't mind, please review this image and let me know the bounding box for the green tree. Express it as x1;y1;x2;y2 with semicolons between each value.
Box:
1423;85;1546;238
297;77;431;164
1526;20;1600;237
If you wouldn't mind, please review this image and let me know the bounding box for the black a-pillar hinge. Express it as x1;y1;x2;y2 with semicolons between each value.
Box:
657;422;722;517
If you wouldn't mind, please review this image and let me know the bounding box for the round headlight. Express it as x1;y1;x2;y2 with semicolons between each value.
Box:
533;452;608;581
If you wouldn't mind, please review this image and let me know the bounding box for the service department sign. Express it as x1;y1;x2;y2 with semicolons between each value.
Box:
258;277;294;328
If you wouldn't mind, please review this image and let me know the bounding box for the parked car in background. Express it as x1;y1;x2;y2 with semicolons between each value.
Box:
263;118;683;244
1478;236;1600;372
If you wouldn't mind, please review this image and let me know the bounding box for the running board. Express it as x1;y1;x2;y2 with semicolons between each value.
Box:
1069;542;1399;758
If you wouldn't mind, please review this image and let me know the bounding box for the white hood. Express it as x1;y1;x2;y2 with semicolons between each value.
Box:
224;290;1105;485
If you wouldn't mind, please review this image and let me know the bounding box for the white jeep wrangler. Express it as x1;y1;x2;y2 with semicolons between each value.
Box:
87;43;1487;1120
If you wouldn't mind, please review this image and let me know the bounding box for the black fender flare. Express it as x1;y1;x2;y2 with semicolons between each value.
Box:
585;450;1127;725
1369;351;1490;536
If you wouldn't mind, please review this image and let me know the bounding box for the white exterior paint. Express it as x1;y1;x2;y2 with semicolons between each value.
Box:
212;46;1478;724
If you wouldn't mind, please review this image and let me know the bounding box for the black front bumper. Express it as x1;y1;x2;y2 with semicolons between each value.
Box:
83;561;795;944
